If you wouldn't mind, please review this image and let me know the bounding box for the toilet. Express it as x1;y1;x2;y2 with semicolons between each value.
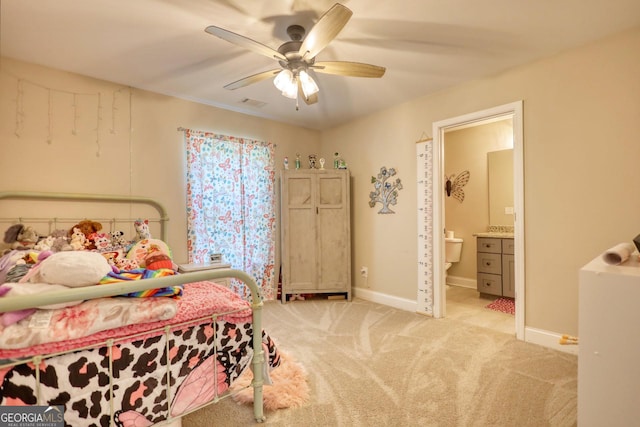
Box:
445;236;464;270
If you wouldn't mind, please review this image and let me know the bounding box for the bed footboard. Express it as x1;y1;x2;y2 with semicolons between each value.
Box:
0;192;267;424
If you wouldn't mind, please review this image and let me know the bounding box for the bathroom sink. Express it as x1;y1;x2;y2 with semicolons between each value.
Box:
473;231;514;238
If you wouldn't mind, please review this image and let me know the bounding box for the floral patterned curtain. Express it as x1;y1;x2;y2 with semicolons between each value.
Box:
184;130;276;300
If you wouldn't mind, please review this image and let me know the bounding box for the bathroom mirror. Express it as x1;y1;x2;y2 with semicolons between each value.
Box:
488;149;514;226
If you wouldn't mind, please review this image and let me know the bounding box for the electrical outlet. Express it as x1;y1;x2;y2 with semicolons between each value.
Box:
360;266;368;278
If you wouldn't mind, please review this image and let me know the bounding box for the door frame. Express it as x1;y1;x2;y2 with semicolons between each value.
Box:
431;101;524;340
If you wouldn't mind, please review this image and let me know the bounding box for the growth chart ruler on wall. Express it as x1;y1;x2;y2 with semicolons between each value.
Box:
416;136;434;316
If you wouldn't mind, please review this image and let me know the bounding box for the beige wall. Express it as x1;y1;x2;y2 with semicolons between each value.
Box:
444;120;513;281
323;26;640;336
487;149;514;227
2;26;639;337
0;57;321;265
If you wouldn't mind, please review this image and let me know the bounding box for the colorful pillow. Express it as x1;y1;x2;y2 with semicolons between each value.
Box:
126;239;172;268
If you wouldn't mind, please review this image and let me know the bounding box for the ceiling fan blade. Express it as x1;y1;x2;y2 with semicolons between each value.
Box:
299;3;353;59
205;26;287;61
223;69;281;90
313;61;386;78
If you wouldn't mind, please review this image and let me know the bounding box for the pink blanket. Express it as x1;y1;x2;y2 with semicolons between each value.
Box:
0;281;250;359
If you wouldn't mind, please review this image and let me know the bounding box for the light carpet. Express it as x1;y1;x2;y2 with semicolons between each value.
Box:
182;298;577;426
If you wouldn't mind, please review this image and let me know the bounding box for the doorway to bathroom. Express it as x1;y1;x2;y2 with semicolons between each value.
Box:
431;101;524;340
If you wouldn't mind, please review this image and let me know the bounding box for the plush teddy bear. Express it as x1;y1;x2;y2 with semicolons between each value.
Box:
68;220;102;250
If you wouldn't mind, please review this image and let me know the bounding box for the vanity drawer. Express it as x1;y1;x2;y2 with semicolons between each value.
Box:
502;238;515;255
477;252;502;275
477;237;501;254
477;273;502;296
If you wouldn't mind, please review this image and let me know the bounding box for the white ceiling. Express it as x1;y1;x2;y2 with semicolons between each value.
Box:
2;0;640;131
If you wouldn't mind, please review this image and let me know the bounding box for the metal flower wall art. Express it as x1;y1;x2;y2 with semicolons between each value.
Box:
369;166;403;214
445;170;470;202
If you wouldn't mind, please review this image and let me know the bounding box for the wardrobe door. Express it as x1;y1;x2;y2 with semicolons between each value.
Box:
282;173;316;294
317;173;350;293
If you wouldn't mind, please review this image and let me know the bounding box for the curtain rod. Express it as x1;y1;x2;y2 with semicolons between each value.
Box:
177;127;276;147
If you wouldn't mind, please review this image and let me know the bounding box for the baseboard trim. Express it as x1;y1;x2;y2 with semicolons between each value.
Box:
524;326;578;355
446;275;476;289
354;287;577;355
353;287;417;312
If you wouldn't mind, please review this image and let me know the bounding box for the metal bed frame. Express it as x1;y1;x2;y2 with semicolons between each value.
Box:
0;191;266;424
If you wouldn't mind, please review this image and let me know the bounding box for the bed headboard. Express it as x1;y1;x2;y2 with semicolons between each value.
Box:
0;191;170;241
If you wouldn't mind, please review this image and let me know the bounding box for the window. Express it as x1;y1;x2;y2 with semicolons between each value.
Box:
184;130;276;300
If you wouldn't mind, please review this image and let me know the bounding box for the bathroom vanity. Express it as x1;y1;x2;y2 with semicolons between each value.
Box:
475;234;514;297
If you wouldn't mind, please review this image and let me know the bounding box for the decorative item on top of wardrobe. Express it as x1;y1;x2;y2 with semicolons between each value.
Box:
333;152;347;169
369;166;403;214
308;154;317;169
445;170;470;202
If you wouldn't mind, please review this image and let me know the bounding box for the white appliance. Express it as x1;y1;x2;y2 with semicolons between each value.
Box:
578;254;640;426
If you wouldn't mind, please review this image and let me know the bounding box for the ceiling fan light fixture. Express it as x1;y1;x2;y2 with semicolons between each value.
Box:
274;69;294;92
281;77;298;99
299;70;319;98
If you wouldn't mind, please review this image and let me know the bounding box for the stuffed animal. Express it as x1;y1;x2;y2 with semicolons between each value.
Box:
34;235;56;251
3;224;23;244
49;229;72;252
69;227;87;250
5;225;40;250
3;224;38;251
1;224;23;254
134;219;151;241
115;258;139;271
68;220;102;250
92;232;112;252
100;250;119;266
110;230;128;248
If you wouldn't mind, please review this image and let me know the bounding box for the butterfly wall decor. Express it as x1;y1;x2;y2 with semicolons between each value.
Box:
445;170;470;202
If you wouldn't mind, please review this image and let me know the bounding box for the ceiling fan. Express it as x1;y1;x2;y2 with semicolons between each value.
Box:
204;3;385;108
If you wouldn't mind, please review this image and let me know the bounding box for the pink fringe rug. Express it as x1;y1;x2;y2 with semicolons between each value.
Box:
230;351;309;411
485;297;515;315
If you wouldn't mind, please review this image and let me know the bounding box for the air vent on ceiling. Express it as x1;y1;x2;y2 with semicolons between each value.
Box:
239;98;267;108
